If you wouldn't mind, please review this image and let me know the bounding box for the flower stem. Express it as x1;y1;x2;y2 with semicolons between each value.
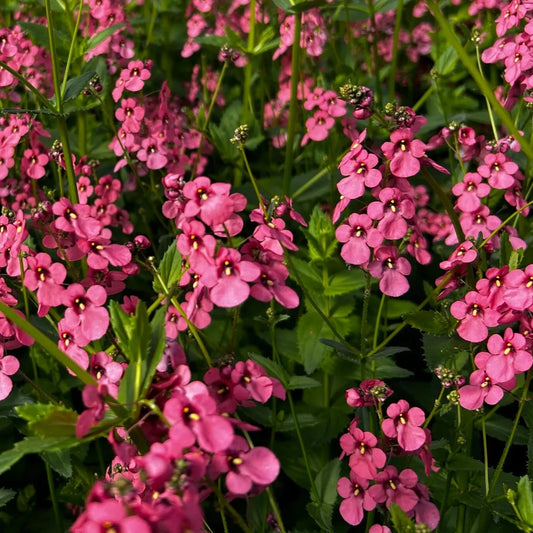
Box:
282;12;302;196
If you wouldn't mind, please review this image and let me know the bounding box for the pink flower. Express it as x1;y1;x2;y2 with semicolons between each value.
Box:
368;246;411;297
458;369;516;410
381;128;426;178
0;347;19;401
450;291;500;343
382;399;426;451
337;472;377;526
368;466;419;512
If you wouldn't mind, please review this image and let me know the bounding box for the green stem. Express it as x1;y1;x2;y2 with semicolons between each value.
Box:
45;461;62;533
475;45;499;142
0;60;53;109
426;0;533;162
285;253;360;356
0;300;96;385
482;416;489;497
286;389;319;500
423;386;445;428
240;146;267;215
367;0;382;103
373;293;386;350
282;12;302;196
191;61;228;180
60;0;84;99
388;0;404;100
292;167;329;199
208;479;252;533
365;269;457;360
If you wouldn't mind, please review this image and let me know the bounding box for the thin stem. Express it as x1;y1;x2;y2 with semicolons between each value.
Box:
208;479;252;533
0;60;53;109
292;167;329;199
373;293;386;350
482;416;489;497
282;12;302;196
60;0;85;98
388;0;403;100
45;461;63;533
191;61;229;180
286;389;319;500
240;146;267;215
367;0;382;103
475;45;499;142
423;386;445;428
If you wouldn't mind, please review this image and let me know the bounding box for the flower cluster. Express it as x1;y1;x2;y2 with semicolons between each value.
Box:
338;380;439;530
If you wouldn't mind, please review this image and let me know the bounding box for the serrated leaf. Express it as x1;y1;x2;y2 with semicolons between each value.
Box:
16;403;78;438
288;375;321;390
85;23;126;53
404;310;454;335
389;503;415;532
422;334;470;371
109;300;133;358
517;476;533;526
373;358;413;379
0;488;15;508
153;241;183;293
289;257;323;292
307;501;334;532
42;449;72;478
248;352;289;387
304;206;337;261
434;45;458;76
0;436;80;476
324;269;367;296
318;338;359;360
63;71;96;102
369;346;410;360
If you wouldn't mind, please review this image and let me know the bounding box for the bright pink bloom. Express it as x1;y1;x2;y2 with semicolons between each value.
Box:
368;466;419;512
382;399;426;451
381;128;426;178
76;384;109;438
450;291;500;343
367;187;415;240
452;172;490;213
337;472;377;526
62;284;109;341
458;369;516;410
368;246;411;297
336;214;383;266
0;347;19;401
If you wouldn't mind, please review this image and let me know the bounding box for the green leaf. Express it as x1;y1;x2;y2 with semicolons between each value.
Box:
373;358;413;379
433;45;458;76
389;502;415;532
298;311;333;374
63;71;96;102
289;257;323;292
404;310;455;335
517;476;533;527
85;23;126;53
324;269;367;296
422;333;470;372
16;404;78;438
276;412;320;432
479;415;529;446
0;436;80;476
41;449;72;478
288;375;321;390
0;488;15;508
307;501;334;532
304;206;337;261
313;459;340;506
248;353;289;387
153;240;182;293
194;34;228;48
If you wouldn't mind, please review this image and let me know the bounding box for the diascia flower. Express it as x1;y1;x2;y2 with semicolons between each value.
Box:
382;399;426;451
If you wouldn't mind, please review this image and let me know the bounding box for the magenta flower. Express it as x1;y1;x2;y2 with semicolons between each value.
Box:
203;247;260;308
23;252;66;316
341;423;386;479
381;128;426;178
62;283;109;341
216;436;280;495
451;172;490;213
382;399;426;451
337;472;377;526
367;187;415;240
450;291;500;343
0;347;19;401
478;152;518;189
76;384;109;438
368;465;419;512
368;246;411;297
458;369;516;410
